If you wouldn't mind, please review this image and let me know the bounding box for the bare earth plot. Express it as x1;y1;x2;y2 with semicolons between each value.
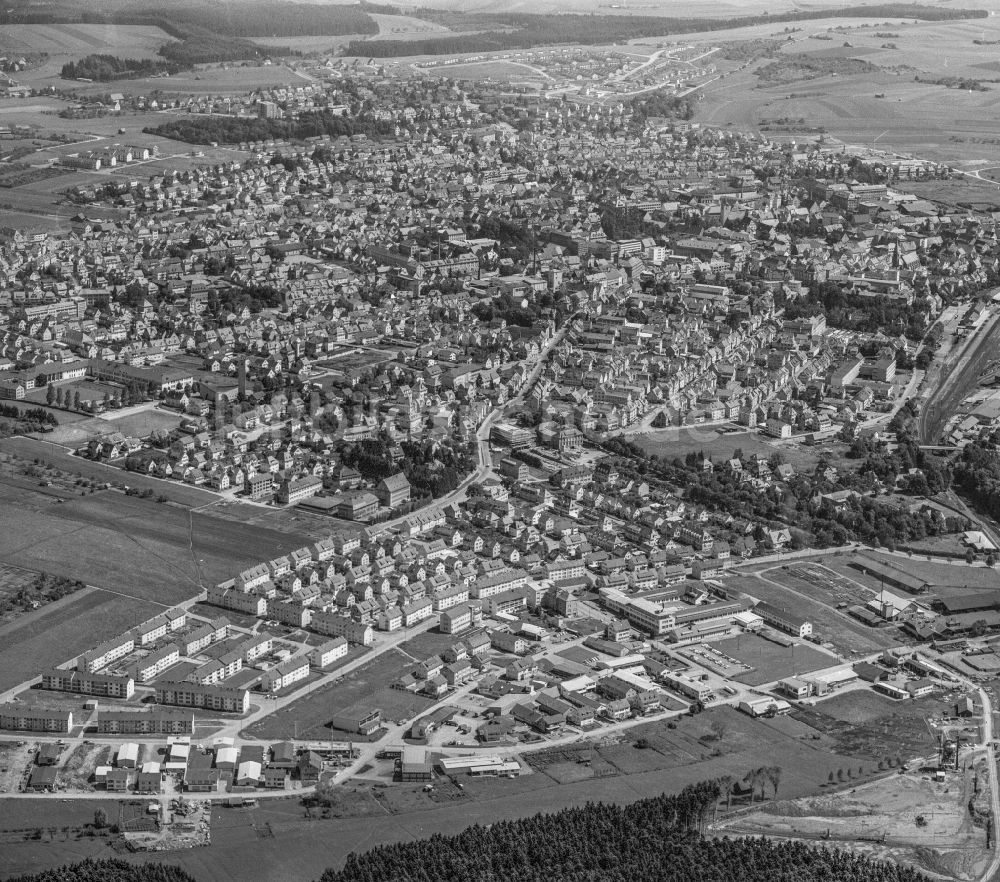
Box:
720;768;991;882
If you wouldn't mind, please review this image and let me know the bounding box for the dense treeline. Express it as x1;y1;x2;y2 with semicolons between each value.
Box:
338;435;475;501
318;780;929;882
602;435;962;550
756;53;882;82
0;2;376;38
345;4;986;56
61;53;181;81
145;109;395;145
780;281;931;340
158;36;276;65
952;437;1000;524
627;91;693;123
6;858;197;882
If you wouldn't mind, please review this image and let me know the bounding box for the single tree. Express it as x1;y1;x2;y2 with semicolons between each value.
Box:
767;766;783;799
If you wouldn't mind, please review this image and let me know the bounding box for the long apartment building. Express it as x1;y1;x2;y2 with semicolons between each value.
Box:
155;681;250;715
261;656;310;693
181;617;229;656
0;704;73;733
97;710;195;735
207;582;268;617
41;668;134;700
311;610;374;645
470;568;528;600
131;644;180;684
78;633;135;673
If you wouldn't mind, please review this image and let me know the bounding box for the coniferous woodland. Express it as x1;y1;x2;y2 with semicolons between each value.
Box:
5;859;197;882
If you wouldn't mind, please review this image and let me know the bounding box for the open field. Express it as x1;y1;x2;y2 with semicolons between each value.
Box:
64;64;314;98
369;13;456;40
242;649;434;741
714;632;835;686
693;15;1000;167
0;588;159;692
423;61;548;82
0;24;173;57
0;483;312;599
385;0;924;16
0;436;219;506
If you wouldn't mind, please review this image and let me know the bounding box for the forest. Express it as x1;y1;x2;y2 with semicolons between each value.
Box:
0;2;377;38
344;4;986;57
61;54;182;81
317;780;929;882
158;36;277;65
6;859;197;882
